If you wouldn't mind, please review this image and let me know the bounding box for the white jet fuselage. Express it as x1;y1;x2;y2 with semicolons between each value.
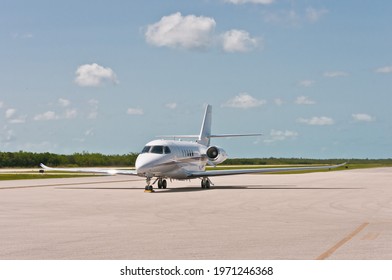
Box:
135;139;210;179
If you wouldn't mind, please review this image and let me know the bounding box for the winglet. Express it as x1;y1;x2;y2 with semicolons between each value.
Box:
40;163;49;169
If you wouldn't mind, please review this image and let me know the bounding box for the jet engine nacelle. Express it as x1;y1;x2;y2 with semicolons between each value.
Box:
206;146;228;165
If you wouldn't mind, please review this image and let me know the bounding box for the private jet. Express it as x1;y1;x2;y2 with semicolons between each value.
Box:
41;105;345;192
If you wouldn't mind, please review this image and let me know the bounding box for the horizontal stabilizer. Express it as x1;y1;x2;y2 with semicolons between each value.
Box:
210;133;262;138
158;133;262;139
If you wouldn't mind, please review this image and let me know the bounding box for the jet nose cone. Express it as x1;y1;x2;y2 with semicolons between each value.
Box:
135;155;154;175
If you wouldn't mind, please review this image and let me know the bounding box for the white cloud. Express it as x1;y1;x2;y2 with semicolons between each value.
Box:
145;12;216;50
0;126;15;144
75;63;118;87
127;108;144;115
221;29;260;53
88;99;99;107
5;108;26;124
226;0;275;4
274;98;283;106
34;111;59;121
12;32;34;39
352;113;375;122
375;66;392;74
263;10;300;26
298;80;315;87
73;128;94;143
88;112;98;119
222;92;266;109
165;103;177;109
295;96;315;105
263;7;327;27
73;137;85;143
9;116;26;124
145;12;260;53
65;109;77;119
58;98;71;107
323;71;349;78
5;108;16;119
85;128;94;137
88;99;99;119
297;116;334;126
306;7;329;22
264;129;298;143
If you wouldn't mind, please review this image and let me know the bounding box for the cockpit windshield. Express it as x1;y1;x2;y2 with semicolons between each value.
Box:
150;145;163;154
141;145;171;154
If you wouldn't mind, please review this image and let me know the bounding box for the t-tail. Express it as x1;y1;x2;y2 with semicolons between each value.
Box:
158;104;262;143
197;105;212;146
196;104;262;147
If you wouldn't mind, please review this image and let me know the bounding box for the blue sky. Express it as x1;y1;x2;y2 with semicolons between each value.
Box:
0;0;391;159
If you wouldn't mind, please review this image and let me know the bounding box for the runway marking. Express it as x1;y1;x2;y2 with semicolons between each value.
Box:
316;222;369;260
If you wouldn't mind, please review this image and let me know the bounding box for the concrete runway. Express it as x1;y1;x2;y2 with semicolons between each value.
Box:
0;168;391;260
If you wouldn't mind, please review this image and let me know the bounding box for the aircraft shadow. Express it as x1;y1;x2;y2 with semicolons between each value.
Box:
157;185;294;193
156;185;363;193
57;187;144;190
59;186;208;193
57;185;363;193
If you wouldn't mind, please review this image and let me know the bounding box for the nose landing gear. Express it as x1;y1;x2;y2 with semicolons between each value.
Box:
144;177;154;193
144;177;168;192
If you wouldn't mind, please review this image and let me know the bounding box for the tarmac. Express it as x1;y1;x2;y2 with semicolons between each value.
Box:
0;167;391;260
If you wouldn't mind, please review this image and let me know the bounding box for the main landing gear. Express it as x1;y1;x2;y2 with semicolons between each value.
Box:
157;178;167;189
143;177;213;192
144;177;167;192
201;177;211;189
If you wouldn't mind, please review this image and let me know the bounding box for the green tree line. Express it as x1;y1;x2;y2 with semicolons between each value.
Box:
0;151;391;168
0;151;138;168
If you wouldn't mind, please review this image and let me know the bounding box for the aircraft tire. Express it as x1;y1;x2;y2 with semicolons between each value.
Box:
201;179;209;189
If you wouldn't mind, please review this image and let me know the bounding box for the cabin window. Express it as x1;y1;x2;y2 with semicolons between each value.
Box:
141;146;151;153
164;146;171;154
150;145;164;154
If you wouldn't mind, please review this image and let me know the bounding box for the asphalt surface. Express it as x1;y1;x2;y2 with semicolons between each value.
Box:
0;167;391;260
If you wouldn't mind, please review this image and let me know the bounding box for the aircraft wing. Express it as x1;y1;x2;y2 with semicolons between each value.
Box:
40;163;138;176
187;162;347;178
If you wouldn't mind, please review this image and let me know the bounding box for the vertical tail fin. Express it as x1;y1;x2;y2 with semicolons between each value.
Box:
158;104;260;144
197;104;212;146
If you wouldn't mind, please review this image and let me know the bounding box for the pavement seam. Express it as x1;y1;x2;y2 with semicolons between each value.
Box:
315;222;369;260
